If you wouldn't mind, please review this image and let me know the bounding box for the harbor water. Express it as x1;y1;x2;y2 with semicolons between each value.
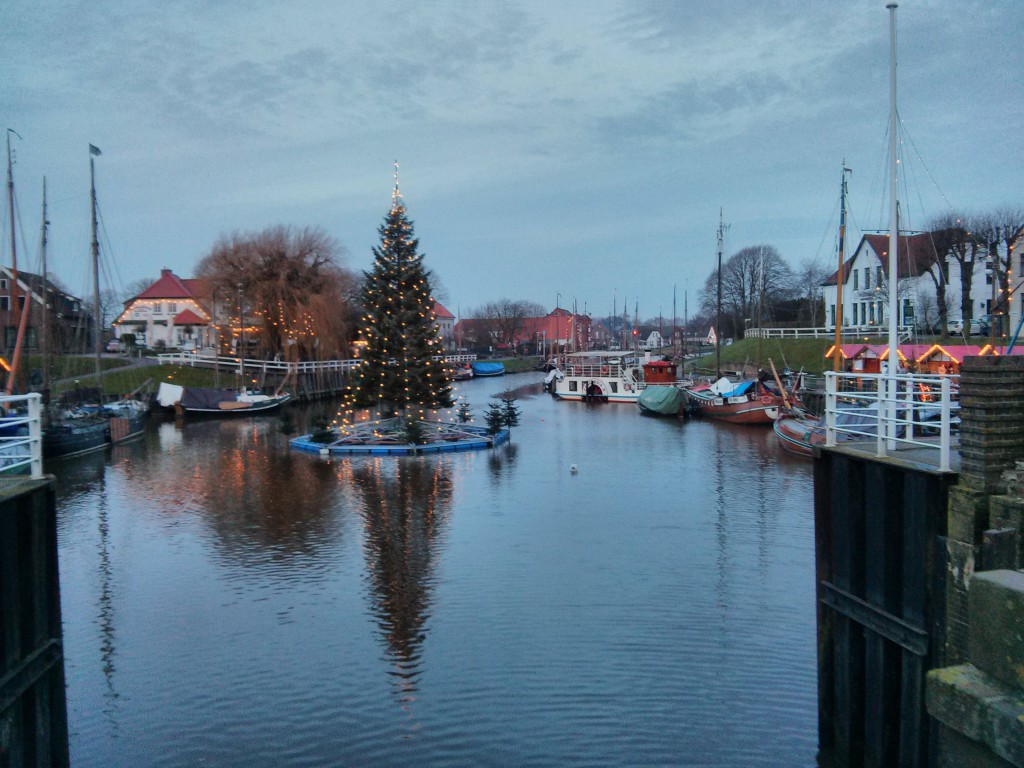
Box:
55;372;818;767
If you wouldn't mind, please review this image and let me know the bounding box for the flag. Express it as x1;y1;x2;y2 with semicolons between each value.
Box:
89;144;102;156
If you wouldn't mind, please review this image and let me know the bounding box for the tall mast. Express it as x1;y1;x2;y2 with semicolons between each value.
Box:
40;178;49;394
90;150;101;383
716;209;723;378
886;3;899;375
833;164;851;372
5;130;28;395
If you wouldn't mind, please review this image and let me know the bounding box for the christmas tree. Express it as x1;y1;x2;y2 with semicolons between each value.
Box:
349;165;453;416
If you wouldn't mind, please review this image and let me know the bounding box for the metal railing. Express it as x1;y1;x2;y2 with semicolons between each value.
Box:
0;393;43;479
746;326;915;340
155;352;479;374
823;371;958;471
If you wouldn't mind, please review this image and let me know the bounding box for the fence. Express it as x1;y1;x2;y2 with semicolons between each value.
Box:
155;352;478;374
746;326;914;340
823;371;958;472
0;394;43;480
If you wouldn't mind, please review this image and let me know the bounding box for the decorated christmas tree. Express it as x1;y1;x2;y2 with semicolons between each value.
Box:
348;165;453;417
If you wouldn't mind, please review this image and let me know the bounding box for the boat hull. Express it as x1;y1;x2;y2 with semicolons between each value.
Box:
470;362;505;377
43;419;109;459
685;390;780;424
637;385;684;416
773;414;823;457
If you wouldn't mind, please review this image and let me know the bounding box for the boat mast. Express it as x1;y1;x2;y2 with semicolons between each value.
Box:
40;178;49;395
4;130;29;396
886;3;899;375
715;208;723;378
833;163;852;372
90;149;102;384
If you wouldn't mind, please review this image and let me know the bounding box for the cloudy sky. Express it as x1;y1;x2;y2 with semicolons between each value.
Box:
3;0;1021;321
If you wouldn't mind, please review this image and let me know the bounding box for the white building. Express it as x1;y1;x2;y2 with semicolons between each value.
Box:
820;233;1014;336
113;268;215;350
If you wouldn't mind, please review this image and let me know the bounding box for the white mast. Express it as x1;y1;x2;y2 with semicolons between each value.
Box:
886;3;899;375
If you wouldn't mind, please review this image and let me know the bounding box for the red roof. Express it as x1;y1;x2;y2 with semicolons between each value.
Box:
137;269;198;300
433;302;454;319
822;233;939;285
173;308;208;325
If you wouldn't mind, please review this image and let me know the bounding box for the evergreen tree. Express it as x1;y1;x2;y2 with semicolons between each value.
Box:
350;173;453;415
484;401;505;435
456;396;473;424
500;391;521;431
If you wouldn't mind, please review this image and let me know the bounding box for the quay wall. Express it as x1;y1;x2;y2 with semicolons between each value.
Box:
926;356;1024;768
0;478;70;768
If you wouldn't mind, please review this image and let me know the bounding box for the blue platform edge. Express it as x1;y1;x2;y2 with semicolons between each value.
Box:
290;427;510;456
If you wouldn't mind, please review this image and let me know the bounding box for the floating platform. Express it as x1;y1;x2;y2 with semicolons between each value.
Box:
291;421;509;456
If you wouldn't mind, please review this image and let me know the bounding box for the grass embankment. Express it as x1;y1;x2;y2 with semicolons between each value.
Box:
690;334;948;377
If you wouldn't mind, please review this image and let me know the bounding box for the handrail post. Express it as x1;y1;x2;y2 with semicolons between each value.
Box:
904;376;915;443
825;372;837;446
939;377;951;471
28;392;42;479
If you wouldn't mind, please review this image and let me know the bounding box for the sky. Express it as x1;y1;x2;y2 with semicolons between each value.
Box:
3;0;1021;322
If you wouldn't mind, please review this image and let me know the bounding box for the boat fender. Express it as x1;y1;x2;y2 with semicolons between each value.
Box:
760;395;773;406
601;366;609;375
624;383;632;392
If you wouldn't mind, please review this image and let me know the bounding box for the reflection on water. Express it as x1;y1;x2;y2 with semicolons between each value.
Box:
54;375;819;767
352;458;453;700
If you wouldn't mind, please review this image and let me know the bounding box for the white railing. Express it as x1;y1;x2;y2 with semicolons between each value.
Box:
746;326;915;340
0;393;43;479
155;352;479;374
823;371;958;471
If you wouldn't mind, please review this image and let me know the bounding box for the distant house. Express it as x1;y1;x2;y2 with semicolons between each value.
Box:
821;233;997;334
113;268;214;350
433;301;455;350
0;266;92;354
454;307;592;354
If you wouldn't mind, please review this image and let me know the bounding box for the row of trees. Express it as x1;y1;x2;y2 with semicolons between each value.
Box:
696;245;827;339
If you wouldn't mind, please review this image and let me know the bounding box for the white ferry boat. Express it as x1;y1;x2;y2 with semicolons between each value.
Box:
548;351;683;404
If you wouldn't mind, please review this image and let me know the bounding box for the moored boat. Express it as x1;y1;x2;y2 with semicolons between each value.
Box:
637;385;685;416
550;351;689;404
156;382;291;416
470;361;505;377
684;377;785;424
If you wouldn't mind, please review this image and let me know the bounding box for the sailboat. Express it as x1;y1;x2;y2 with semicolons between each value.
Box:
42;145;147;459
684;212;790;424
774;164;853;455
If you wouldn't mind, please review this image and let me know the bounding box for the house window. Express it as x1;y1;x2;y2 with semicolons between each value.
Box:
830;305;836;326
852;304;858;325
169;302;177;313
877;304;884;324
877;267;883;285
853;270;859;290
0;297;7;312
869;303;875;323
864;267;871;289
155;302;163;313
0;279;6;290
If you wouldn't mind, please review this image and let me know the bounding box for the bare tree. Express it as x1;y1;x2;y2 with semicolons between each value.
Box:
472;299;545;346
699;245;793;336
794;258;829;325
195;226;357;359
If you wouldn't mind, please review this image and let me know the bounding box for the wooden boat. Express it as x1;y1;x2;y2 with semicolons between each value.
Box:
452;363;474;380
684;377;785;424
155;382;291;415
773;411;825;456
637;385;685;416
470;361;505;377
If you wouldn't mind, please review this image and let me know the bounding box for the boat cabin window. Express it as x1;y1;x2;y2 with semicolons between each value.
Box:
569;381;578;392
609;382;618;393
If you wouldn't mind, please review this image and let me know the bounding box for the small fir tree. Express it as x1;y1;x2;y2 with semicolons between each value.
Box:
484;401;505;435
456;396;473;424
500;391;522;431
349;167;453;416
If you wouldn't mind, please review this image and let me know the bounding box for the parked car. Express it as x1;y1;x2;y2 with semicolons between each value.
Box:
105;338;121;353
946;319;964;335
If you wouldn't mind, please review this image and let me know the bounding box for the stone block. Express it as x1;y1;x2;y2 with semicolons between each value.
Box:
926;663;1024;767
949;486;994;542
946;538;978;664
969;570;1024;691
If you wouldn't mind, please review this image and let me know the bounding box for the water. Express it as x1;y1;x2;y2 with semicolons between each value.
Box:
55;373;819;767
